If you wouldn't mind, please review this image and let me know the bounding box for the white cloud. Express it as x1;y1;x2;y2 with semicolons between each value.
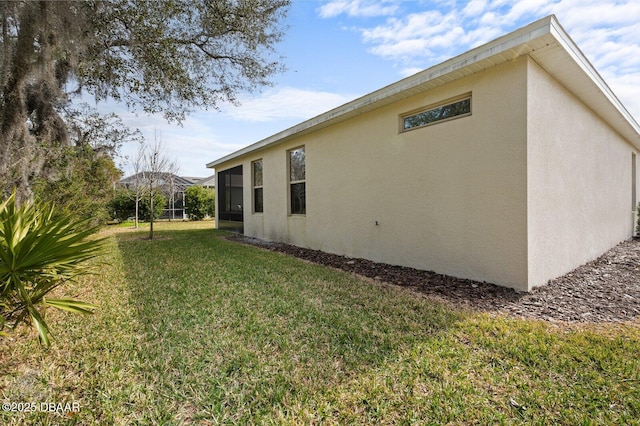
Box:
317;0;399;18
607;73;640;123
90;100;233;176
323;0;640;121
162;135;240;177
360;10;465;62
97;87;359;176
223;87;356;122
597;41;640;74
502;0;551;22
398;67;424;78
462;25;504;48
550;0;640;30
462;0;488;17
345;1;638;66
107;0;640;177
361;10;458;44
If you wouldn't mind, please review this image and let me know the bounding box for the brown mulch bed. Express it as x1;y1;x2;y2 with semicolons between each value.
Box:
228;235;640;324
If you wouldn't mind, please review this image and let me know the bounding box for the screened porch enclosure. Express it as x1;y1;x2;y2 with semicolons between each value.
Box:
217;165;244;233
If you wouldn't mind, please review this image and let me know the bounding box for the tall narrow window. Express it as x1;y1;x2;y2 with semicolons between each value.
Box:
289;147;305;215
253;160;263;213
633;153;637;211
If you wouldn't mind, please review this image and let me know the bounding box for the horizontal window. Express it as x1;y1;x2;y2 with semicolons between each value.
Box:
402;95;471;131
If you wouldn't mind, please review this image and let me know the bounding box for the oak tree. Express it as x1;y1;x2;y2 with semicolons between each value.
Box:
0;0;290;200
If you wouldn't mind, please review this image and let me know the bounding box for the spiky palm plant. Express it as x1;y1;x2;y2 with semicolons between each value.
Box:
0;192;105;345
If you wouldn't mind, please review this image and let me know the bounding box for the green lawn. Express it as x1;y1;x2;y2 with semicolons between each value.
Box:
1;221;639;425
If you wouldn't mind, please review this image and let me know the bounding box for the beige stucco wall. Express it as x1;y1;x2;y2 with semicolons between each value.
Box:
215;55;639;291
219;57;531;290
526;57;639;289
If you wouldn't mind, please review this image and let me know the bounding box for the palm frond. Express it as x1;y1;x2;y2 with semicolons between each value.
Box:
0;191;106;345
44;298;97;315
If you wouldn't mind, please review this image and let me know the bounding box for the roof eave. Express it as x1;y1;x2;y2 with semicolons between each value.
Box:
207;15;640;168
540;18;640;149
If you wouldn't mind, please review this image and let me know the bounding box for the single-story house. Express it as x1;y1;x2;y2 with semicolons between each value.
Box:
118;173;215;219
206;15;640;292
195;174;216;189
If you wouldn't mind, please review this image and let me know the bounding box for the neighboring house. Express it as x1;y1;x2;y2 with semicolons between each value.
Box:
195;174;216;189
118;173;202;219
206;16;640;292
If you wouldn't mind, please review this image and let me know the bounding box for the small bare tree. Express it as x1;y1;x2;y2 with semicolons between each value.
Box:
165;166;182;221
127;141;146;229
142;133;178;240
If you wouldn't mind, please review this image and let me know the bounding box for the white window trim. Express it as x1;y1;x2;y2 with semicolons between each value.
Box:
252;159;263;214
287;146;306;216
400;93;472;133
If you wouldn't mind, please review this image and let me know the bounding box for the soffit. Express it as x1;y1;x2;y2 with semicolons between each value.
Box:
530;21;640;149
208;15;640;168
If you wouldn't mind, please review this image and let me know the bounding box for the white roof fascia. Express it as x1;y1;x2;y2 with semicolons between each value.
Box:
208;15;640;168
543;18;640;148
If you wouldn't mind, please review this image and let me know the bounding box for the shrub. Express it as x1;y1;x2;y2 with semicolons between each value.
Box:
108;188;136;221
0;192;105;345
207;190;215;217
141;192;166;221
32;146;122;228
107;189;165;222
185;186;214;221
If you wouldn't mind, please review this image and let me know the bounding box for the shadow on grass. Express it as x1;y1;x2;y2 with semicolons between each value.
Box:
116;225;464;422
2;222;635;425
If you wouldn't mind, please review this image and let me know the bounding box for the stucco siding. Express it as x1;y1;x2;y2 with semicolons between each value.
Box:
526;57;637;289
211;17;640;292
226;58;530;289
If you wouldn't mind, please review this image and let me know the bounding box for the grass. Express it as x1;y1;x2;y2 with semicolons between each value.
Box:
1;221;639;425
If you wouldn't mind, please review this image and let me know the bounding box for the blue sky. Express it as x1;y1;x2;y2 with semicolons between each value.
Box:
108;0;640;178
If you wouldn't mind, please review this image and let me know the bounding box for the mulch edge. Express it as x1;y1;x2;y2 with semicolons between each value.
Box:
226;235;640;325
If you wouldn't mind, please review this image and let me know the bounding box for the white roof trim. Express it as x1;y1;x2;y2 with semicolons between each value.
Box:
544;17;640;146
208;15;640;168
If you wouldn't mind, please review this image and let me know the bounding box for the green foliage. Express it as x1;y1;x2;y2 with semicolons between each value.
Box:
1;0;289;199
0;192;105;345
1;221;639;424
207;190;216;217
108;188;136;222
81;0;291;122
185;186;215;220
141;192;166;221
108;188;166;222
32;145;122;228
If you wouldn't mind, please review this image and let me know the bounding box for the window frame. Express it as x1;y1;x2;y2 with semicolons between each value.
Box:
217;165;243;223
632;152;637;211
252;159;263;214
400;93;472;133
288;146;306;216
